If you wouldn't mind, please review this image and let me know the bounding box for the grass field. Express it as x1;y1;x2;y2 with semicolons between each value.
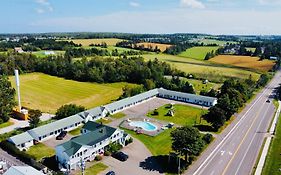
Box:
179;46;219;60
68;38;125;46
187;79;221;94
262;112;281;175
0;121;13;129
69;126;83;136
84;163;108;175
195;39;236;46
27;143;55;161
147;104;208;126
124;128;173;155
9;73;136;113
143;54;261;82
209;55;275;72
32;50;65;58
246;47;256;52
136;42;172;52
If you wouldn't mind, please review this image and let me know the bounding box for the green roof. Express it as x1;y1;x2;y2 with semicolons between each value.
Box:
58;122;117;157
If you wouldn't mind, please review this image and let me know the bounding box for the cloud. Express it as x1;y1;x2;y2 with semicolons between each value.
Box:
29;10;281;35
180;0;205;9
259;0;281;5
129;1;140;7
35;0;53;13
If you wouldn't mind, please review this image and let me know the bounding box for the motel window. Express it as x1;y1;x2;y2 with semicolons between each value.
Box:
50;132;53;135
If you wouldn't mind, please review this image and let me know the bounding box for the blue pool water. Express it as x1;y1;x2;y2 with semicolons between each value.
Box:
129;121;157;131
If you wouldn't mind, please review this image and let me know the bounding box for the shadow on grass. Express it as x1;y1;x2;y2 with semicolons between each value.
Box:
42;156;60;171
139;155;188;174
193;125;216;132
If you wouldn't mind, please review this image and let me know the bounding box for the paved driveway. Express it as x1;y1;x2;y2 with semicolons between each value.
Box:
100;138;163;175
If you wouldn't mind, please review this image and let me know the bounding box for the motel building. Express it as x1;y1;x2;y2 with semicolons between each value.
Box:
55;122;128;170
8;88;217;152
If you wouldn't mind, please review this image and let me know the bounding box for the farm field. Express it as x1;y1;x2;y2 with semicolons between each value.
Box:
178;46;219;60
136;42;172;52
9;73;136;113
143;54;261;82
68;38;125;46
209;55;275;72
32;50;65;58
147;104;208;126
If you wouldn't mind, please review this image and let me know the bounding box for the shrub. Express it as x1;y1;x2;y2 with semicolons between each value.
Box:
95;155;102;161
107;143;122;153
153;110;159;115
104;151;111;156
125;137;133;146
202;133;213;144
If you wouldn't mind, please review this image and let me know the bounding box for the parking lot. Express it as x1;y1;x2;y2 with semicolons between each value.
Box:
43;133;76;148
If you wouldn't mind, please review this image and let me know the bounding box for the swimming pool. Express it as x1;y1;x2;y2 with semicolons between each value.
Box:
129;121;157;131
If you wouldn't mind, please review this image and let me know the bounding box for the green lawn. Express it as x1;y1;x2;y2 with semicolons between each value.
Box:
69;126;83;136
165;76;221;94
124;128;174;155
9;73;137;113
0;121;13;129
147;104;208;126
262;113;281;175
178;46;219;60
32;50;65;58
84;162;108;175
27;143;55;161
96;118;112;124
143;54;260;83
110;112;126;119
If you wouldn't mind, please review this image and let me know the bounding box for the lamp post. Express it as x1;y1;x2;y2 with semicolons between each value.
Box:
78;158;86;175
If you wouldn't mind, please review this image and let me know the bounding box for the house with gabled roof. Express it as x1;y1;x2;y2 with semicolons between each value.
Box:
55;121;127;170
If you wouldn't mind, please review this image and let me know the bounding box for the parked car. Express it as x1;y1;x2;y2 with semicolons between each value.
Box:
56;131;67;140
106;171;115;175
112;151;128;161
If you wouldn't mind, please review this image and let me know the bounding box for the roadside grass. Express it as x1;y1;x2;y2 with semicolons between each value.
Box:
9;73;137;113
0;121;13;129
147;104;208;126
209;55;275;72
84;162;108;175
67;38;125;46
142;54;261;83
69;126;83;136
27;143;55;161
178;46;219;60
262;112;281;175
123;128;174;155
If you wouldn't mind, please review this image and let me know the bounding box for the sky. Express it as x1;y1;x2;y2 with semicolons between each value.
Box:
0;0;281;35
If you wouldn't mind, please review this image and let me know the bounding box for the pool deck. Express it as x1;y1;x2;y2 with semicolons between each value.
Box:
120;117;169;136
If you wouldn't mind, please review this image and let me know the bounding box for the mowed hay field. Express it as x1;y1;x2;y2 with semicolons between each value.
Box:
179;46;219;60
143;54;261;82
209;55;275;72
9;73;136;113
68;38;125;46
136;42;172;52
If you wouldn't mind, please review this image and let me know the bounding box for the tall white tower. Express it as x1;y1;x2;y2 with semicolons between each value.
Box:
14;69;21;111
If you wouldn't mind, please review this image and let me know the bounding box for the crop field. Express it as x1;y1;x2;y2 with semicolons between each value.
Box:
179;46;220;60
209;55;275;72
143;54;261;82
68;38;125;46
9;73;136;113
136;42;172;52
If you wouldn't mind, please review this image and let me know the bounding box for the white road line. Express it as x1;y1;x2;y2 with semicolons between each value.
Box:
193;75;278;175
233;104;271;175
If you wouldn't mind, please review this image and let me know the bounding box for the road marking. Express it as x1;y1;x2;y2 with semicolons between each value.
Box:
192;73;279;175
221;102;269;175
233;104;272;175
220;151;225;156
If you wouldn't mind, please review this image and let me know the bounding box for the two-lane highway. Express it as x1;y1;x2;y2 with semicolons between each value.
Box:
186;70;281;175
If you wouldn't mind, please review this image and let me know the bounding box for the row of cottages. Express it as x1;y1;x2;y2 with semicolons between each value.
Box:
55;121;128;170
8;88;217;151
